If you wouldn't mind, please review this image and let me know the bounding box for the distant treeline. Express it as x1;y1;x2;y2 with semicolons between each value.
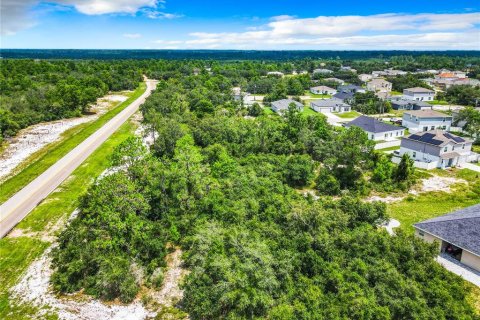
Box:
2;49;480;60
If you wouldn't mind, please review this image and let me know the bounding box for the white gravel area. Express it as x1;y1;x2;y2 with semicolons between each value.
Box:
0;93;128;182
11;247;155;320
420;176;466;193
382;219;401;235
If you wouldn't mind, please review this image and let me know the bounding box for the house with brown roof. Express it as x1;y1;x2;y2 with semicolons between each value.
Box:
367;78;392;93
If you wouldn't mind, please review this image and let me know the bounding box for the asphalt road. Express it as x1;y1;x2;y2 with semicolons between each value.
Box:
0;79;157;238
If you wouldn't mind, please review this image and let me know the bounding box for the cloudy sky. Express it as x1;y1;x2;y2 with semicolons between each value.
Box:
1;0;480;49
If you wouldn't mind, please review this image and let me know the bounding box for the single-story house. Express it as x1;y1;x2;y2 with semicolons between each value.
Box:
338;84;366;94
267;71;284;77
402;110;452;133
344;115;405;141
340;66;357;73
403;87;435;101
313;68;333;74
414;204;480;272
391;100;432;111
367;78;392;92
232;87;250;102
324;77;345;85
310;86;337;95
398;130;473;169
333;91;355;104
310;99;351;113
271;99;304;113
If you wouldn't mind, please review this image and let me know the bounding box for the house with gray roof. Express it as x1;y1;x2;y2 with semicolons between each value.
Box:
402;110;452;133
310;85;337;95
397;130;474;169
310;99;350;114
271;99;304;114
338;84;366;94
403;87;435;101
414;204;480;272
345;115;405;141
333;91;355;104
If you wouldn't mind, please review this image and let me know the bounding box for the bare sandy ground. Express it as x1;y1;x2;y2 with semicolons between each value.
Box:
0;94;128;182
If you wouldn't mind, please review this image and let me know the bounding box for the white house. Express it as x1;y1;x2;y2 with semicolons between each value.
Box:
310;86;337;95
403;87;435;101
310;99;350;113
267;71;284;77
358;74;373;82
345;115;405;141
402;110;452;133
367;78;392;93
313;68;334;75
232;87;250;103
271;99;304;113
324;77;345;85
397;130;474;169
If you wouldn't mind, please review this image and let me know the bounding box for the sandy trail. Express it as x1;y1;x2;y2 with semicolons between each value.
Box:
0;93;128;182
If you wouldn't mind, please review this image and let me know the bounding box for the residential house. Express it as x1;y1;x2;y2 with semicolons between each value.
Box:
340;66;357;73
310;86;337;95
267;71;284;77
338;84;366;94
232;87;250;103
403;87;435;101
358;74;373;82
345;115;405;141
310;99;351;113
324;77;345;85
271;99;304;113
402;110;452;133
313;68;333;75
333;91;355;104
414;204;480;272
390;100;432;111
367;78;392;93
397;130;473;169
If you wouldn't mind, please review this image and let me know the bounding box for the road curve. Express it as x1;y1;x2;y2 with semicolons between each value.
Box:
0;79;157;238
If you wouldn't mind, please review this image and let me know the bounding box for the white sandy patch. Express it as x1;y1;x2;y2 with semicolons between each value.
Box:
11;247;155;320
382;219;401;235
366;195;404;203
150;248;186;307
0;93;128;182
420;176;466;193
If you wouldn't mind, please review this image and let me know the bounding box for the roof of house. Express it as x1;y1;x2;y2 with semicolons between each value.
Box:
271;99;303;111
404;87;434;93
338;84;363;92
404;130;468;147
324;77;344;83
311;85;336;91
368;78;391;85
404;110;451;118
313;68;333;73
345;115;402;133
311;98;349;108
333;92;354;101
414;204;480;256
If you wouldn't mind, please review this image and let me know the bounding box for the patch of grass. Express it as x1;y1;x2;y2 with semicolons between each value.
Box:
262;107;274;115
377;146;400;152
302;107;318;116
387;169;480;234
427;100;449;105
391;91;403;96
303;91;332;99
472;145;480;153
0;83;146;204
0;119;138;319
335;110;361;119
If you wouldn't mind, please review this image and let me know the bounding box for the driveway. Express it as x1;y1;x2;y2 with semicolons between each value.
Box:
436;254;480;287
324;112;343;127
0;79;158;238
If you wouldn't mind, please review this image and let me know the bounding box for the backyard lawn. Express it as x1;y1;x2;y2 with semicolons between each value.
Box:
427;100;449;105
335;110;361;118
303;90;331;99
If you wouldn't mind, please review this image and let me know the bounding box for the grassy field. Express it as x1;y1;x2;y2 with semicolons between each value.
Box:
427;100;449;105
303;90;332;99
302;107;318;116
0;117;139;319
335;110;361;118
387;168;480;235
0;83;146;204
377;145;400;152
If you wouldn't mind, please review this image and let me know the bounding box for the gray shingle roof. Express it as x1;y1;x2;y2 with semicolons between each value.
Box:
414;204;480;256
311;98;349;108
271;99;303;111
345;115;402;133
333;92;354;101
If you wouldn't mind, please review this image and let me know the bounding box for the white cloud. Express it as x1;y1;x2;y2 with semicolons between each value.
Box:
123;33;142;38
178;12;480;49
56;0;158;15
270;15;296;21
1;0;38;35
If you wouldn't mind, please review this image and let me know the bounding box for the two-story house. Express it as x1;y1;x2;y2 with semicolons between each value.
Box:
403;87;435;101
366;78;392;93
402;110;452;133
398;130;473;169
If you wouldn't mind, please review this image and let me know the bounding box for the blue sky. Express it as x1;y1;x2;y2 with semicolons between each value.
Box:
1;0;480;49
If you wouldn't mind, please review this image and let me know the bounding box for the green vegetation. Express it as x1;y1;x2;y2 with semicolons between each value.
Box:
0;118;138;319
50;72;478;319
377;145;400;152
303;90;331;98
351;91;391;114
335;110;361;118
0;60;142;141
0;82;146;203
438;85;480;106
453;107;480;143
427;100;449;105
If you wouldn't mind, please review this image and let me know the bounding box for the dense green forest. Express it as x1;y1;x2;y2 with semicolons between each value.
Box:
0;60;142;140
50;65;479;319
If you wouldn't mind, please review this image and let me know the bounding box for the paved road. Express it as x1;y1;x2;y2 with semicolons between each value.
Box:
458;162;480;173
0;79;157;238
